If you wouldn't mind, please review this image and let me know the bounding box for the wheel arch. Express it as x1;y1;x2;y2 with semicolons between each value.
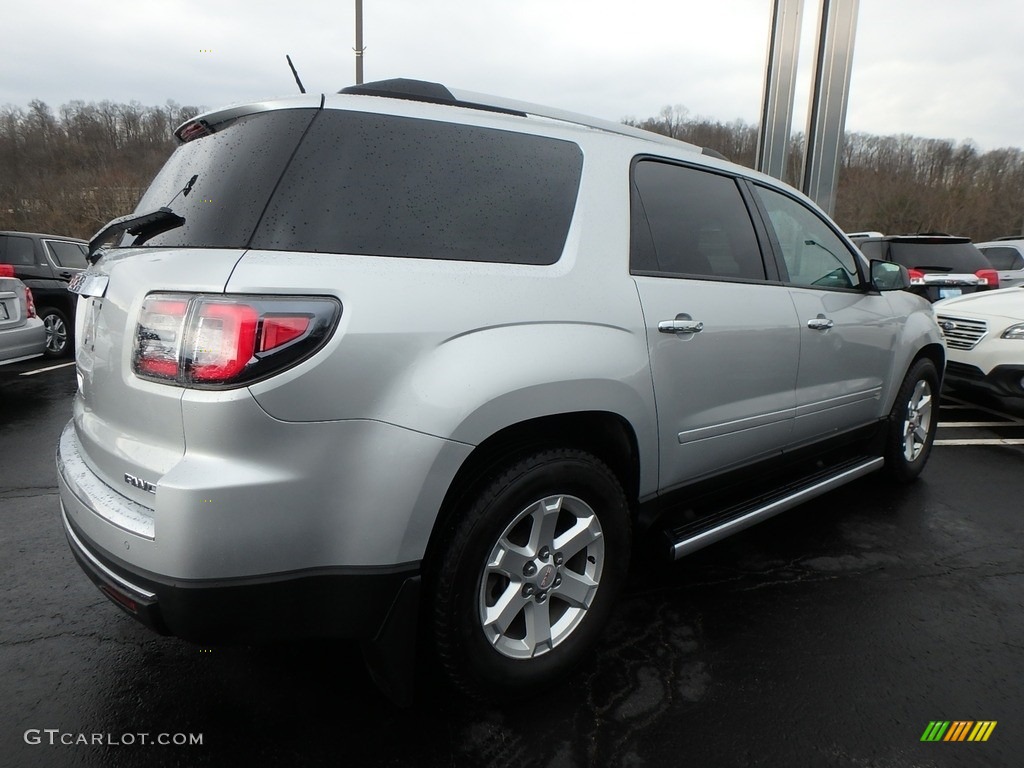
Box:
421;410;641;578
914;342;946;382
882;307;945;414
899;342;946;412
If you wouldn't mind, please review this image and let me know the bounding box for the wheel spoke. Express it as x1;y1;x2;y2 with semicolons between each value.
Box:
916;400;932;425
553;514;602;560
487;540;531;580
523;599;553;656
553;569;598;609
904;425;917;460
527;496;563;554
483;582;529;635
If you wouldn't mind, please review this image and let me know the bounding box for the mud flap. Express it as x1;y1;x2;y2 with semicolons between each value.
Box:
361;575;421;707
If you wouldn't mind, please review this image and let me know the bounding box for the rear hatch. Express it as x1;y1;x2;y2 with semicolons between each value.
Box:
73;249;246;506
72;93;586;499
886;237;997;302
72;100;322;506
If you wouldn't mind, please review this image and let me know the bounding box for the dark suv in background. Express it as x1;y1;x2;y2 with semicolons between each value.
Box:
0;231;88;357
852;234;997;302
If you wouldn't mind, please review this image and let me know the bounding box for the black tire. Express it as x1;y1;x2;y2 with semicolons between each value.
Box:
884;358;940;482
38;307;72;358
431;448;630;701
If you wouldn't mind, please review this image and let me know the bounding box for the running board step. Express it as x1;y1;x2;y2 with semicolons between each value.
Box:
664;456;884;560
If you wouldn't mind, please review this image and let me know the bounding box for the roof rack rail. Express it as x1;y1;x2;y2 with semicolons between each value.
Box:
338;78;704;154
339;78;526;117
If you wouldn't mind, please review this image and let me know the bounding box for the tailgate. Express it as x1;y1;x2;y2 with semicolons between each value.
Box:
72;248;245;507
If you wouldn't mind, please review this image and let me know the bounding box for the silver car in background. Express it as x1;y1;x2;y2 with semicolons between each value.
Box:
976;238;1024;288
57;78;944;703
0;272;45;366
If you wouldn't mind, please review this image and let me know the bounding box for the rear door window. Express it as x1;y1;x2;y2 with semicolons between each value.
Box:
251;111;584;264
45;241;88;269
630;159;767;280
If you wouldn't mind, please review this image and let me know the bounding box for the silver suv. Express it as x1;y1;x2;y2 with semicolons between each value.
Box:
976;238;1024;288
57;78;944;702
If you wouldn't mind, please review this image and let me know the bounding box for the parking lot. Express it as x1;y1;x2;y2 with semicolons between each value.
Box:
2;359;1022;768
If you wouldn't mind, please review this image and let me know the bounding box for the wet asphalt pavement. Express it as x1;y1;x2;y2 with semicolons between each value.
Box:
2;363;1022;768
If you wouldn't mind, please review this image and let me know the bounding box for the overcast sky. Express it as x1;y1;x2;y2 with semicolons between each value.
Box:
4;0;1023;151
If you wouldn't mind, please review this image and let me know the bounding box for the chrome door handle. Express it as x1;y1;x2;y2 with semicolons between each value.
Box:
658;319;704;334
807;315;834;331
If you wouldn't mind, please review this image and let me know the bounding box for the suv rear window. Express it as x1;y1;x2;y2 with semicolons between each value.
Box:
1;235;35;265
131;109;582;265
887;241;991;272
251;111;583;264
129;110;319;249
979;246;1024;271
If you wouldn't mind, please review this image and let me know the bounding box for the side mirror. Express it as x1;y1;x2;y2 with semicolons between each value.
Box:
870;259;910;291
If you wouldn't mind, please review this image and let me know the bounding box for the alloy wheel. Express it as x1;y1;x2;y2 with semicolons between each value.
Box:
903;379;933;462
478;493;605;659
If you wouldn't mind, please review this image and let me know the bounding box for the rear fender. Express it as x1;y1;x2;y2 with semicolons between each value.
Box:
378;321;658;496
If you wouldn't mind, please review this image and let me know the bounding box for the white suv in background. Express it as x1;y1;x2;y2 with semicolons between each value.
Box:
936;286;1024;398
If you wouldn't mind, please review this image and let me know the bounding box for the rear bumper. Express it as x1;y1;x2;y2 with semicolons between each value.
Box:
0;318;45;364
61;503;419;642
55;410;457;642
913;285;987;303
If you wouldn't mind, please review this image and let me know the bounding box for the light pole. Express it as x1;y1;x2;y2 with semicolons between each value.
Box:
801;0;860;217
756;0;804;184
354;0;364;85
756;0;859;217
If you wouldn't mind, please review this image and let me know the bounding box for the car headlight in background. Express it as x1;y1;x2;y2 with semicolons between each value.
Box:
1000;323;1024;340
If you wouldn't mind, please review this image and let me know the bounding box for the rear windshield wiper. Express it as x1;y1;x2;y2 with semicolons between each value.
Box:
87;207;185;263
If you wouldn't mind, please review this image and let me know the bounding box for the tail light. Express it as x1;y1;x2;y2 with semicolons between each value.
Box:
25;286;37;318
907;268;926;285
975;268;999;288
133;293;340;388
0;264;14;277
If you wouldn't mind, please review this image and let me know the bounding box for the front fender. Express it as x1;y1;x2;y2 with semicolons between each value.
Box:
883;293;945;410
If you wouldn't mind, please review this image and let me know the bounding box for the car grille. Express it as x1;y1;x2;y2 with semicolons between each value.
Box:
936;314;988;350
